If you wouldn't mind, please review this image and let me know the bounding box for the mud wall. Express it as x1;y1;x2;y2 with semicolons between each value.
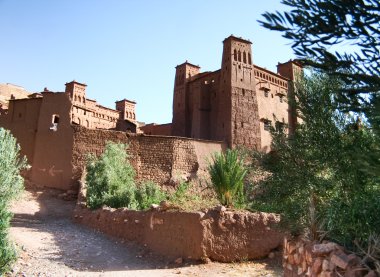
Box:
72;125;225;185
74;203;283;262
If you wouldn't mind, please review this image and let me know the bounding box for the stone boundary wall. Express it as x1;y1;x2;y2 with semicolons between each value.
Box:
74;203;283;262
71;125;225;185
283;238;377;277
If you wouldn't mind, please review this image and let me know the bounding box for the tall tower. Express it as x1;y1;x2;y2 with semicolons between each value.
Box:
115;99;136;122
65;80;87;105
218;36;261;149
172;61;200;137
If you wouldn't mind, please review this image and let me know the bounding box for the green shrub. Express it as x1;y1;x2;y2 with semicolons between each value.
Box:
135;181;167;210
0;128;28;274
208;149;248;207
86;142;137;209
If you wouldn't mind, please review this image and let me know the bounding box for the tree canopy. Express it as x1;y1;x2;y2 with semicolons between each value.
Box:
259;0;380;115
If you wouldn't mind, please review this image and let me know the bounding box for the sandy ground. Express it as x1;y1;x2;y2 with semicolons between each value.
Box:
7;186;283;277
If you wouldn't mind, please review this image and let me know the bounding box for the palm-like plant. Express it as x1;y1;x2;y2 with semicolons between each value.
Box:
208;149;248;207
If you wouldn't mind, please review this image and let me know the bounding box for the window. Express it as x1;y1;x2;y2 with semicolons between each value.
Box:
264;91;269;97
238;51;241;62
276;121;285;132
50;114;60;131
279;95;284;103
52;114;60;124
248;53;252;65
243;51;247;63
233;49;237;61
264;120;272;131
242;89;245;96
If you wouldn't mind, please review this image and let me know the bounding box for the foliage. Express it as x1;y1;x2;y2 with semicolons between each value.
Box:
0;128;28;274
259;0;380;115
251;72;380;248
86;142;138;209
260;0;380;183
208;149;248;207
135;181;167;210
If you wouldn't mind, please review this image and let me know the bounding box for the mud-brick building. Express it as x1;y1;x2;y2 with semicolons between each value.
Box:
141;35;302;151
0;81;139;189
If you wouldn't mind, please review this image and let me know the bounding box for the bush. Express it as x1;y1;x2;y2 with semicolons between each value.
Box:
135;181;167;210
208;149;248;207
0;128;28;274
86;142;137;209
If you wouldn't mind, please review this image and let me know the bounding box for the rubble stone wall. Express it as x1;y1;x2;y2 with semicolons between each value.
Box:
283;238;376;277
71;125;225;185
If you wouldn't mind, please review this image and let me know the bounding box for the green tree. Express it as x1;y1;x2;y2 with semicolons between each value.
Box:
251;72;380;248
86;142;138;209
260;0;380;115
0;128;28;273
208;149;248;207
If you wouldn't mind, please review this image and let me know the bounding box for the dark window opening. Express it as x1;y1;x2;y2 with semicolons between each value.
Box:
53;115;60;124
248;53;252;65
243;51;247;63
238;51;241;62
233;49;237;61
264;120;272;131
242;89;245;96
276;121;285;132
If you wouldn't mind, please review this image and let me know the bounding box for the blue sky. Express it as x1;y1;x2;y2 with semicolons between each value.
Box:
0;0;294;124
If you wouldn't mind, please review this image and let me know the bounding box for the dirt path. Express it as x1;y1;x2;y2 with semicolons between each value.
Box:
8;186;282;276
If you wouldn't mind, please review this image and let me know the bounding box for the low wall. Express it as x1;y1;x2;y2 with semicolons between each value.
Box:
283;238;376;277
72;125;225;186
74;185;283;262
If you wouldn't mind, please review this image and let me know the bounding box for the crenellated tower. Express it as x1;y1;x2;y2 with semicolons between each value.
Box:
218;36;261;148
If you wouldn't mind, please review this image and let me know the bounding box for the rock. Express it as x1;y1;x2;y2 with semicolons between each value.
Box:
215;205;226;213
347;254;361;266
312;242;337;256
288;242;297;254
312;257;323;274
331;252;349;269
322;259;330;271
297;266;304;275
175;257;183;264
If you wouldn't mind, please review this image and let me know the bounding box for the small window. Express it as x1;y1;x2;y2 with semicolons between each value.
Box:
264;91;269;97
242;89;245;96
233;49;237;61
238;51;241;62
279;95;284;103
264;120;272;131
52;114;60;124
276;121;285;132
243;51;247;63
248;53;252;65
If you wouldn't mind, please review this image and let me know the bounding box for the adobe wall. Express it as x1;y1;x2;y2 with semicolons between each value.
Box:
71;126;225;185
30;92;75;190
74;201;283;262
140;123;172;136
